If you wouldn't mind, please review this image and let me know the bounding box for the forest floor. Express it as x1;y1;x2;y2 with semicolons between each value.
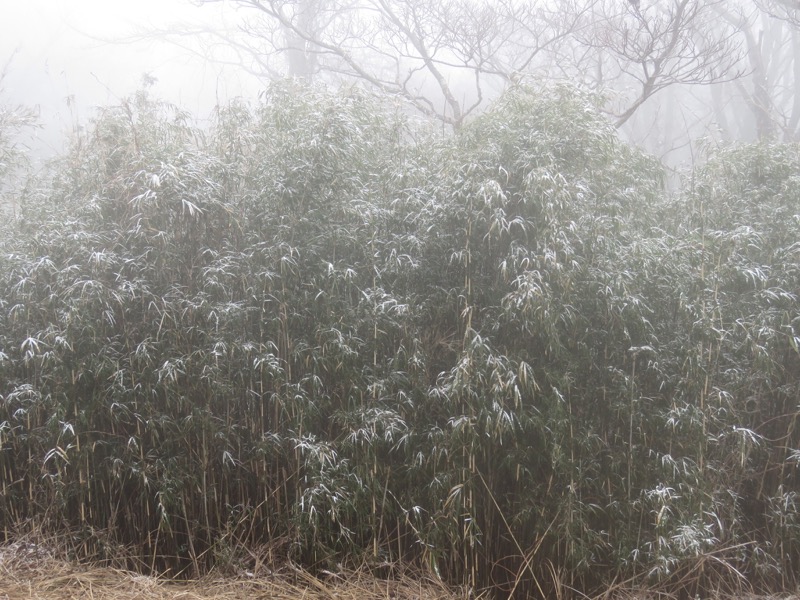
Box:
0;540;462;600
1;541;798;600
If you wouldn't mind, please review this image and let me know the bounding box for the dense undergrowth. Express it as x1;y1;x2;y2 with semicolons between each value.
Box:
0;81;799;599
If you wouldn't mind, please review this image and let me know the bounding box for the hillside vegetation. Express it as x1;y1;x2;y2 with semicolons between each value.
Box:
1;82;799;599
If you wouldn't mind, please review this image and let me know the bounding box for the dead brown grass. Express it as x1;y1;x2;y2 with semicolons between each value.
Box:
0;542;467;600
2;539;798;600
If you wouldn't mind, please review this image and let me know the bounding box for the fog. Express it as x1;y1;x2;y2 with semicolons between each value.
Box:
2;0;797;174
1;0;260;159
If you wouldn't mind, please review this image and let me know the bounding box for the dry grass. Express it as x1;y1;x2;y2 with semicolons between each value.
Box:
2;540;798;600
0;542;467;600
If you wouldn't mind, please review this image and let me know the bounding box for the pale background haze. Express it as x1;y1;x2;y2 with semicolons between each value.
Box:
1;0;260;158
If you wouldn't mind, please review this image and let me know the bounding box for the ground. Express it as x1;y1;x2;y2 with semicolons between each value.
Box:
0;542;462;600
2;542;798;600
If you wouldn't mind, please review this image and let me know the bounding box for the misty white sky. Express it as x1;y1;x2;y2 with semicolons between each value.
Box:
1;0;260;156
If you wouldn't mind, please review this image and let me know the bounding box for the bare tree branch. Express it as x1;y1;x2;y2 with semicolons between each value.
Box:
183;0;598;128
577;0;743;128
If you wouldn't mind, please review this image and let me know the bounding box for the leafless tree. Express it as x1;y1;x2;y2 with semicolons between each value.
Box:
573;0;743;128
186;0;601;128
756;0;800;25
752;0;800;139
181;0;745;134
710;2;800;140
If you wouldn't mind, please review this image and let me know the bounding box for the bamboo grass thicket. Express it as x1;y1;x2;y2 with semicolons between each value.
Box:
0;81;799;598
